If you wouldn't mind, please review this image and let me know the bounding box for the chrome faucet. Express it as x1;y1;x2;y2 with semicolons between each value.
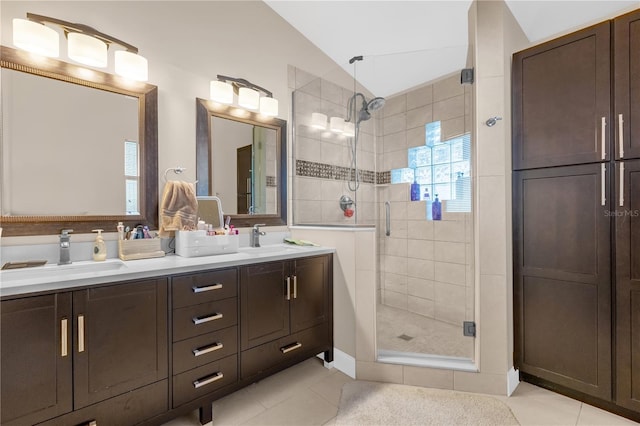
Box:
250;224;266;248
58;229;73;265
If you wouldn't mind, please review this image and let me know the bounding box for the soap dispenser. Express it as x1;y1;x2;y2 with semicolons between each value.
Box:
92;229;107;261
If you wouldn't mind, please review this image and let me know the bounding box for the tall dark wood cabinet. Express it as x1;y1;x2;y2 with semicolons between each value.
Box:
614;11;640;159
616;159;640;412
513;7;640;420
512;21;611;170
1;294;72;425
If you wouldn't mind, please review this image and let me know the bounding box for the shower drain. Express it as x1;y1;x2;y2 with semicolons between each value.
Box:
397;334;414;341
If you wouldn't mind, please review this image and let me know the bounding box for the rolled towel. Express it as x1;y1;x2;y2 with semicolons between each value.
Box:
159;181;198;237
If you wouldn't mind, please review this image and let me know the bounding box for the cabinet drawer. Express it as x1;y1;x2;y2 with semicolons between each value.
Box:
173;269;238;308
241;323;329;380
172;354;238;408
173;326;238;375
173;298;237;342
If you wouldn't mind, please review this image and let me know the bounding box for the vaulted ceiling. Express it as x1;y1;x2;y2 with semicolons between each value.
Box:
265;0;639;97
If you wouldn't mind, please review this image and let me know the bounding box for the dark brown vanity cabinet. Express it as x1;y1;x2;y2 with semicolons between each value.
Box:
170;268;239;410
513;8;640;420
239;255;333;380
0;278;168;426
1;293;72;426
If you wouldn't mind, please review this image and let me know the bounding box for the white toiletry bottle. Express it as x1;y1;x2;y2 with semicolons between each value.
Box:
117;222;124;240
92;229;107;261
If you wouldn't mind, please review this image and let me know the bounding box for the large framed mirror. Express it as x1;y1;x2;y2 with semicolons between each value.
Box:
196;98;286;227
0;46;158;237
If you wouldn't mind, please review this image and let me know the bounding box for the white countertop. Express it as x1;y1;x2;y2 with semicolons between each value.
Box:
0;244;334;298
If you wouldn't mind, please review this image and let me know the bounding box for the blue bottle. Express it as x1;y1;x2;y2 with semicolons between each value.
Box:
410;179;420;201
432;194;442;220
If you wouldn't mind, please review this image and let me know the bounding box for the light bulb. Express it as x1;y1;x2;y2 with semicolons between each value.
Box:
68;32;107;67
12;18;59;57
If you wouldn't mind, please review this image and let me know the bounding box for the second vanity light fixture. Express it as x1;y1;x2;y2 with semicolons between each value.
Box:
12;13;148;81
310;113;355;137
210;75;278;117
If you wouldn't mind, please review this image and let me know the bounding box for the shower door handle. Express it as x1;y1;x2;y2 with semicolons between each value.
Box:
385;201;391;236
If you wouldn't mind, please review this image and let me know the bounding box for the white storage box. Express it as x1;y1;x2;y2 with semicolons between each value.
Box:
175;231;239;257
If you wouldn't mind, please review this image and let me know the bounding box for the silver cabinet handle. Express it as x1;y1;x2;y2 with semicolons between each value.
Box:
293;275;297;299
193;372;224;389
61;318;68;357
620;162;625;207
78;314;85;353
285;276;291;301
192;283;222;293
385;201;391;236
601;116;607;159
193;342;223;357
601;164;607;206
619;113;624;158
280;342;302;354
192;313;223;325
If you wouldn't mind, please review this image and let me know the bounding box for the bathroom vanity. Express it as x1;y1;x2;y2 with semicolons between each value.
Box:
0;246;333;426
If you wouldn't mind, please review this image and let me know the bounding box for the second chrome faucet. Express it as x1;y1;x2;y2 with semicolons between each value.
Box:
250;224;266;247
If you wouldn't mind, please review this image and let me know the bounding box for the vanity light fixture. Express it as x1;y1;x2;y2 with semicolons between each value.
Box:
311;112;328;129
12;13;149;81
12;18;59;57
210;75;279;116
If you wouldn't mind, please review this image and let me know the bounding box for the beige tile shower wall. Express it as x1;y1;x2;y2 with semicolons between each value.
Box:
292;68;376;225
377;73;474;327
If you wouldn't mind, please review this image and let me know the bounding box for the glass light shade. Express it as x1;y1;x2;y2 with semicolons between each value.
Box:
114;50;148;81
210;80;234;104
343;122;355;137
67;32;107;67
13;18;59;57
259;97;278;116
311;113;327;129
329;116;344;133
238;87;260;110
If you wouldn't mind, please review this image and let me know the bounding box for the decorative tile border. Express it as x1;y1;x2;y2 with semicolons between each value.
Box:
295;160;393;185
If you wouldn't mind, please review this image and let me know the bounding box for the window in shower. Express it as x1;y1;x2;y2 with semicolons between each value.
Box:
390;121;471;214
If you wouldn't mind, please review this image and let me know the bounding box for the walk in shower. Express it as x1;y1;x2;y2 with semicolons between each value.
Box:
291;56;476;368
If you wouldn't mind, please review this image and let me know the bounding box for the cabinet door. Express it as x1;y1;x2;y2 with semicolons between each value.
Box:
614;9;640;160
73;278;168;408
513;164;612;399
616;159;640;411
513;21;611;169
1;293;72;425
290;255;332;334
240;261;290;350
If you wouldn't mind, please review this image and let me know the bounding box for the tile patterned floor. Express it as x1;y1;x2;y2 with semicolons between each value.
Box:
163;357;638;426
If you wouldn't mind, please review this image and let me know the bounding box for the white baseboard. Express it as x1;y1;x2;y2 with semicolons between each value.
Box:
507;366;520;396
318;348;355;378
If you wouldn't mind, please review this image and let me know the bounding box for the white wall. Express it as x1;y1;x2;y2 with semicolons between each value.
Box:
0;0;354;243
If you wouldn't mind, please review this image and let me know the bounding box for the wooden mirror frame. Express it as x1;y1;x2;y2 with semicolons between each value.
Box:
196;98;287;227
0;46;158;237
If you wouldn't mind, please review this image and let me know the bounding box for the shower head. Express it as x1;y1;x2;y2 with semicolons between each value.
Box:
366;97;386;112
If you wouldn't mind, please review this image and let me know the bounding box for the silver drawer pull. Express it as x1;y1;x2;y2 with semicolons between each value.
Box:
619;113;624;158
280;342;302;354
192;283;223;293
193;372;224;389
601;116;607;159
78;314;85;353
192;313;223;325
620;162;625;207
193;342;223;357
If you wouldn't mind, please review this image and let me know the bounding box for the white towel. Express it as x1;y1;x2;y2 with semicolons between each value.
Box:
159;181;198;237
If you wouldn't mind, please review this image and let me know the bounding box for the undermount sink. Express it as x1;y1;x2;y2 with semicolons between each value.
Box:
1;259;127;284
237;244;305;256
